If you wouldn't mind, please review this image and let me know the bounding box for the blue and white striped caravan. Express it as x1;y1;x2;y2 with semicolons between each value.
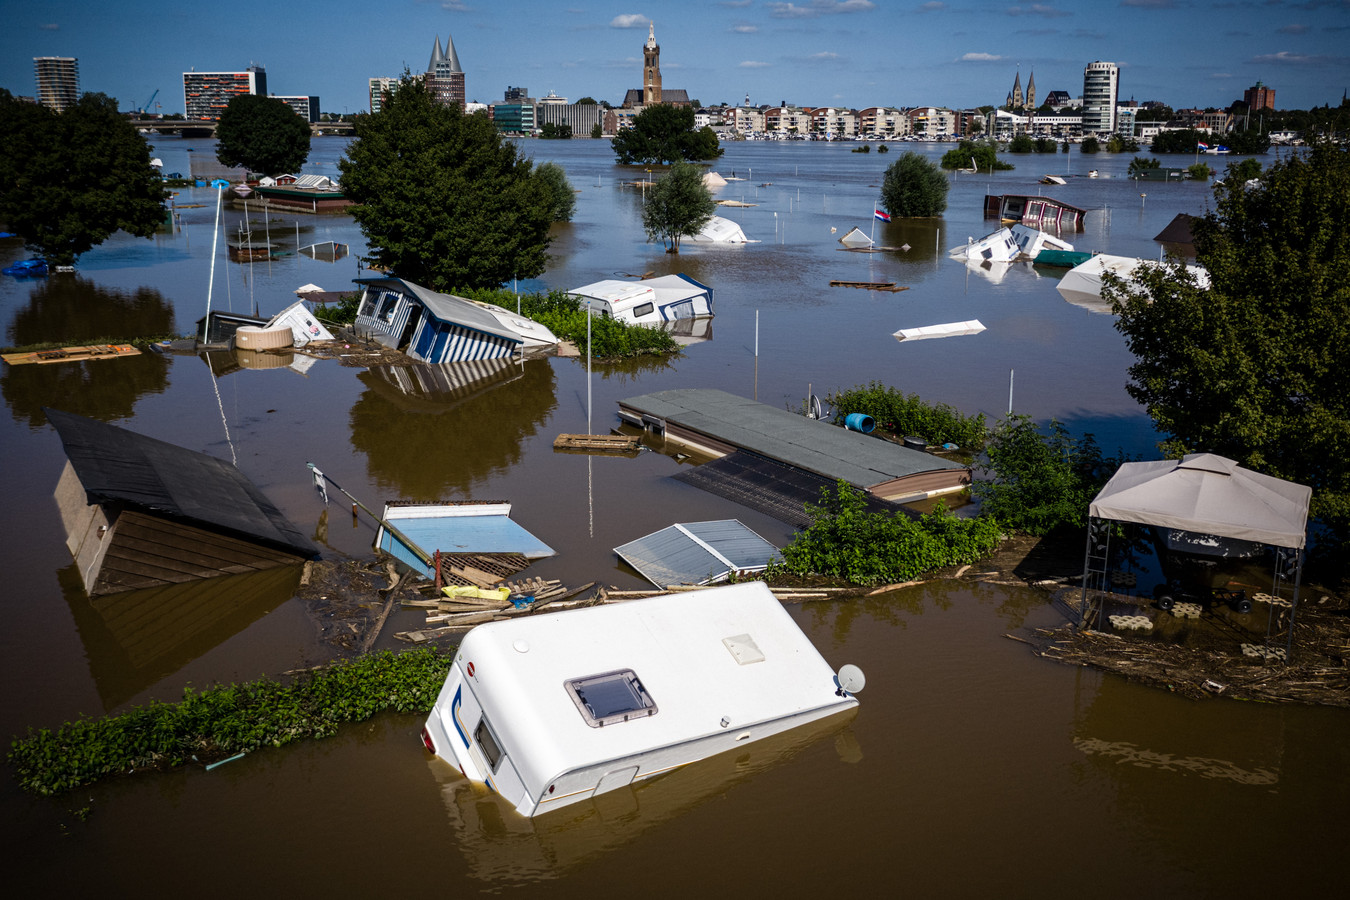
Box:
353;276;541;364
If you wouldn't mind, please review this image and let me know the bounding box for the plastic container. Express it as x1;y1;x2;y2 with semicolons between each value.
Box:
844;413;875;433
234;325;294;350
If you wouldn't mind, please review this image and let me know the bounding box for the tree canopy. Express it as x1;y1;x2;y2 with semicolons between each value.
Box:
337;76;552;292
1110;141;1350;566
611;104;723;165
641;161;716;253
0;90;166;267
215;94;311;175
534;161;576;223
940;139;1011;172
880;152;949;217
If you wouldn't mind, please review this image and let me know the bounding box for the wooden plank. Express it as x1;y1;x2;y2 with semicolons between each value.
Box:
2;344;141;365
553;433;642;451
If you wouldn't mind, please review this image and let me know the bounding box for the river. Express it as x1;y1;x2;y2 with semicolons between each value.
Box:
2;137;1345;897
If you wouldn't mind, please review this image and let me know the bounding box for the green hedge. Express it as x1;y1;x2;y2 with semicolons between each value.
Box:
8;649;452;796
767;482;1004;586
829;382;987;449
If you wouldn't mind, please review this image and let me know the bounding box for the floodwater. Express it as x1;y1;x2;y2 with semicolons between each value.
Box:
4;138;1347;897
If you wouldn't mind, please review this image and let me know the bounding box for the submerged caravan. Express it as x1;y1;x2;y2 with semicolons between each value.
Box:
420;582;863;818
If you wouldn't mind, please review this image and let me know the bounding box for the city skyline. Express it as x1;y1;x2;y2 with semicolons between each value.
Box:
2;1;1346;117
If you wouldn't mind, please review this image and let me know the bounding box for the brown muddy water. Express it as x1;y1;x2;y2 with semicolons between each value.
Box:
3;140;1347;897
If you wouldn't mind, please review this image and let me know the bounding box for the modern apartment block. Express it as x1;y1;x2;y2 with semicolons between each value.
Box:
183;66;267;120
274;95;321;123
34;56;79;112
1081;61;1119;134
369;77;398;113
427;34;465;109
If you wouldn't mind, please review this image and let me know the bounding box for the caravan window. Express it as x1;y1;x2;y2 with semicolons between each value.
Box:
474;716;505;772
631;302;655;319
565;669;658;728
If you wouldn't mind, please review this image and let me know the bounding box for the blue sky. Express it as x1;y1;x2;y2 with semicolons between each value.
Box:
3;1;1347;115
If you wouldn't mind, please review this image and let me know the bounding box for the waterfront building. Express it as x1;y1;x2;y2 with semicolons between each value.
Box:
427;34;465;110
490;99;535;135
861;107;911;138
183;66;266;121
1044;90;1073;110
621;25;690;109
907;106;957;139
274;95;321;123
810;106;858;138
726;106;766;135
535;101;603;137
369;76;398;114
1081;61;1119;135
1243;81;1275;111
34;56;79;112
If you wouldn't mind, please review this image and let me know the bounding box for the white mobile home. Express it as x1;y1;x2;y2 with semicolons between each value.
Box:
568;274;713;327
420;581;862;818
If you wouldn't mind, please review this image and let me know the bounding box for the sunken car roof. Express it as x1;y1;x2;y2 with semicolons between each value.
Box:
46;408;317;558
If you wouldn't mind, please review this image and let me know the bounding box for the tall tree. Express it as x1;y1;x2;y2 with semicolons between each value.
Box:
641;161;715;253
215;94;312;175
0;90;165;267
1110;141;1350;565
880;152;949;218
534;162;576;223
337;76;551;291
611;104;723;165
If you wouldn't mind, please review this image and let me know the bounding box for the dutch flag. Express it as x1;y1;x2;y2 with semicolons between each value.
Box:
874;209;891;222
1197;141;1209;150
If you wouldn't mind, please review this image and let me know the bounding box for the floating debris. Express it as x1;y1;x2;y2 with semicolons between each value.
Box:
1108;614;1153;632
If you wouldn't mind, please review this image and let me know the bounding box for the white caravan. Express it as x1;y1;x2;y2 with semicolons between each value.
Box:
420;581;863;818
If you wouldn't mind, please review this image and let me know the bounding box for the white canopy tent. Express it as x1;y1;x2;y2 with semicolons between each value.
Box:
1081;453;1311;653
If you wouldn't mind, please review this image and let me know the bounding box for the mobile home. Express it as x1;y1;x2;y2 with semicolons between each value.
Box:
420;581;862;817
568;274;713;327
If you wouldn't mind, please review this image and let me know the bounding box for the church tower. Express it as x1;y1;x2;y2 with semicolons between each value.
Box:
643;24;662;105
1011;71;1023;109
1026;71;1037;110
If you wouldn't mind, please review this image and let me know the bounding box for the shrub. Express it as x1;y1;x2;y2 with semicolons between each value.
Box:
8;649;452;796
880;152;950;217
829;382;987;449
462;287;680;360
767;482;1004;586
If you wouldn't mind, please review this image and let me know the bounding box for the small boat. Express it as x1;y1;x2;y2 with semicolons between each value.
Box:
419;581;863;818
1087;170;1099;178
1040;174;1067;185
1057;254;1210;312
2;258;48;277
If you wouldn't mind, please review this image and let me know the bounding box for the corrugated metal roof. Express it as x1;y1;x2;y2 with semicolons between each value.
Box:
46;408;317;558
614;519;778;588
619;389;965;488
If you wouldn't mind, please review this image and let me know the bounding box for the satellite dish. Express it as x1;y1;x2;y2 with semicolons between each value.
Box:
835;664;866;695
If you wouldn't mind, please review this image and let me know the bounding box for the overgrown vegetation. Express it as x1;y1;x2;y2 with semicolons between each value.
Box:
972;415;1125;536
1127;156;1161;178
767;482;1004;586
641;160;716;253
534;161;577;223
829;382;987;449
611;104;722;165
880;152;950;217
8;649;451;796
459;287;680;359
940;139;1012;172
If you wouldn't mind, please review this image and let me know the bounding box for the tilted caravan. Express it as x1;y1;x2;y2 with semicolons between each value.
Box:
567;273;713;327
420;581;862;818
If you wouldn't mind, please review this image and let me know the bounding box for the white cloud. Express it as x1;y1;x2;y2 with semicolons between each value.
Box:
739;60;771;68
733;23;759;33
440;1;469;10
1252;50;1317;64
1007;4;1071;18
768;0;876;19
39;22;59;30
919;2;946;11
809;51;841;60
1277;23;1310;35
961;52;1004;61
611;14;650;28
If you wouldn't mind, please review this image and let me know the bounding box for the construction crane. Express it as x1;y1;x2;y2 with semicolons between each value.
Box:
140;89;159;115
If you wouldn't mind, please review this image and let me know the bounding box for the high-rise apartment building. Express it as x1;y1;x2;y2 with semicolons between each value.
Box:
275;95;321;123
1081;61;1119;134
1244;81;1275;111
369;77;398;114
34;57;79;112
427;35;465;109
183;66;266;120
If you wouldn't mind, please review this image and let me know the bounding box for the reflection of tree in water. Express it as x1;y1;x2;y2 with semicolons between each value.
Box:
884;218;942;264
2;352;169;428
349;359;558;498
564;354;679;384
7;277;175;347
2;278;175;427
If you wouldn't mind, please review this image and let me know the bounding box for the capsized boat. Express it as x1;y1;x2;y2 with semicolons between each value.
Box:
420;581;864;818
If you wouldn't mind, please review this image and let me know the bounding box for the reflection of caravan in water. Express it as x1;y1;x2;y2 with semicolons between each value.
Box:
420;582;863;818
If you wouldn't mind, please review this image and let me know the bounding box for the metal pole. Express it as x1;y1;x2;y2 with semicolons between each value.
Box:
202;183;223;344
586;304;592;434
306;463;431;567
1008;368;1014;414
